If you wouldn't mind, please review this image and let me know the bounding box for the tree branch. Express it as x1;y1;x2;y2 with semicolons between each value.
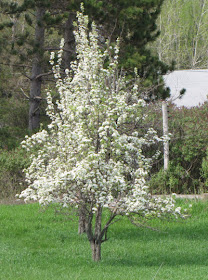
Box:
0;62;32;68
44;47;74;53
127;216;161;232
20;88;30;99
100;214;117;240
35;71;53;80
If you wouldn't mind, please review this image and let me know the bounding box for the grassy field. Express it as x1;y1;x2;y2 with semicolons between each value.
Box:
0;200;208;280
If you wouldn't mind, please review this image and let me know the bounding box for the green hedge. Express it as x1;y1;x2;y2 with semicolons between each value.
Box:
0;147;30;198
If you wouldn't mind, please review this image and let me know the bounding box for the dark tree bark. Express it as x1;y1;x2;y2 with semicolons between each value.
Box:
63;13;75;70
29;6;45;131
91;206;102;261
78;205;87;234
79;201;117;261
90;239;101;262
85;206;102;261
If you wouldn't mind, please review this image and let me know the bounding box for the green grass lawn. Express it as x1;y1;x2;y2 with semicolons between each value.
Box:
0;200;208;280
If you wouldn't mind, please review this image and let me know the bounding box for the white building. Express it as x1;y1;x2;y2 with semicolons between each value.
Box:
164;70;208;108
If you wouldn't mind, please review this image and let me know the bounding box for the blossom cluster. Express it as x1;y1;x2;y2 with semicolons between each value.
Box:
19;8;183;219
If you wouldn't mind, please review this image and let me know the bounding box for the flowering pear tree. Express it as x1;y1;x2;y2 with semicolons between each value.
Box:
19;7;183;262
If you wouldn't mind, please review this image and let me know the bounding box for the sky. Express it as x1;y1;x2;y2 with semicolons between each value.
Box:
164;70;208;108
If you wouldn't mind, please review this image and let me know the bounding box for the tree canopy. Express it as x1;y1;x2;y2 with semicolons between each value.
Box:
19;8;183;261
0;0;171;130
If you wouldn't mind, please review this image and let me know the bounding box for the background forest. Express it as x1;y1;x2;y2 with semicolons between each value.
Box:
151;0;208;69
0;0;208;199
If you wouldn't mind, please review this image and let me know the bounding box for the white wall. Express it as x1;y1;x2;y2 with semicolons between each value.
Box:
164;70;208;108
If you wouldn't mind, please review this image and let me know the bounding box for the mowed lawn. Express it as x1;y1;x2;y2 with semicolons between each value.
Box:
0;200;208;280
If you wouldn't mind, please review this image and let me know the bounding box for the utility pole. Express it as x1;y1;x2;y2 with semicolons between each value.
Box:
162;101;169;170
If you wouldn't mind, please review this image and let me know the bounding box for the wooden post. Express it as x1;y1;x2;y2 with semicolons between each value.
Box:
162;101;169;170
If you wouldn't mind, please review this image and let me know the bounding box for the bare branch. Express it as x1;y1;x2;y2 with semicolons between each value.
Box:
44;47;74;53
35;71;53;80
22;73;31;80
127;216;161;232
0;62;32;68
20;88;30;99
100;214;118;240
20;88;46;101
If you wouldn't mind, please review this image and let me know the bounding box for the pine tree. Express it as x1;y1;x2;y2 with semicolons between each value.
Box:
83;0;173;100
0;0;171;131
0;0;75;130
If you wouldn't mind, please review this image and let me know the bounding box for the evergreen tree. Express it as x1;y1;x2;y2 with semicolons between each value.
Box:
83;0;172;100
0;0;171;131
0;0;74;130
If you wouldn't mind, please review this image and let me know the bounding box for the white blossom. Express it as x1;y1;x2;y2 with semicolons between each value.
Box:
18;8;184;222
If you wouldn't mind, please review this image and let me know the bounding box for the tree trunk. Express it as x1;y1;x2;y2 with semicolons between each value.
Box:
78;212;86;234
78;205;87;234
29;6;45;131
91;206;102;261
90;240;101;262
63;13;75;70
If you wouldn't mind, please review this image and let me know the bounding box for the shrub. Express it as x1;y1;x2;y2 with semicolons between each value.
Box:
201;148;208;187
0;147;30;198
0;96;29;149
149;161;206;195
145;102;208;194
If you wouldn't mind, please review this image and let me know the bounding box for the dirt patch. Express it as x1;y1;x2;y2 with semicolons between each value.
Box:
0;197;25;205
